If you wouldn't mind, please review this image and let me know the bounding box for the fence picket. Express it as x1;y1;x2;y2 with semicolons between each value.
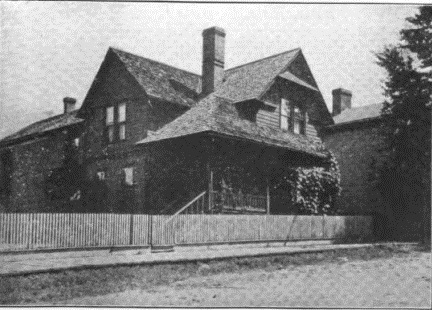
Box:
0;213;374;251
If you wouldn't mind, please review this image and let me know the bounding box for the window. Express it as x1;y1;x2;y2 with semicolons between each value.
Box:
280;99;306;135
105;103;127;143
97;171;106;181
280;99;291;130
118;103;126;140
293;106;306;134
123;167;134;186
106;106;115;143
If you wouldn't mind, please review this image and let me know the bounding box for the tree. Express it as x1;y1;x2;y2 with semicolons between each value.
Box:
375;6;431;243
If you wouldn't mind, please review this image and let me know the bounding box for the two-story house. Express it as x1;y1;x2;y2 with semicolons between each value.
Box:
1;27;335;214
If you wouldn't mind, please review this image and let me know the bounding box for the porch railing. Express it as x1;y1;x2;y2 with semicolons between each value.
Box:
211;191;267;214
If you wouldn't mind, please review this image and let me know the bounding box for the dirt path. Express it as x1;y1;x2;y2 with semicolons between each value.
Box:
61;251;431;308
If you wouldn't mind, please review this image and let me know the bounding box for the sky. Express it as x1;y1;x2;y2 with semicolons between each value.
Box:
0;2;419;138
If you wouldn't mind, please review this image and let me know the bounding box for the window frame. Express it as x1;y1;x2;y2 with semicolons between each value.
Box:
118;103;127;141
96;170;106;181
280;99;306;135
123;167;134;186
280;98;291;131
104;102;127;143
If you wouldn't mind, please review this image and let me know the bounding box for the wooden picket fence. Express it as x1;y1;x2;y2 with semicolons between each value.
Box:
0;213;374;252
154;214;374;246
0;213;149;251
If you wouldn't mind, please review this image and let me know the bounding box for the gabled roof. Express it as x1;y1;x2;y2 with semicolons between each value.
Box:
111;48;201;107
278;71;319;92
0;111;83;145
137;94;327;158
333;104;382;125
216;48;300;102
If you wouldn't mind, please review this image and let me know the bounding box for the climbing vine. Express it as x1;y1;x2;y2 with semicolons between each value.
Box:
280;152;341;215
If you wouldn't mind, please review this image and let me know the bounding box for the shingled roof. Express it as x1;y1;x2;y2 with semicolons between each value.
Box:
0;111;83;145
137;94;327;157
333;104;382;125
216;49;301;102
111;47;201;107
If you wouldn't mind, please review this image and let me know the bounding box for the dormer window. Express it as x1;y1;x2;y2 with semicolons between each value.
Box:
280;99;291;131
293;106;306;134
280;99;306;135
105;103;127;143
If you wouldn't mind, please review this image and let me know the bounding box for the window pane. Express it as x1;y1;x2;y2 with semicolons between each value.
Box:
97;171;105;180
119;124;126;140
106;106;114;125
123;167;134;185
281;116;288;130
281;99;289;116
118;103;126;122
108;126;114;142
294;120;301;134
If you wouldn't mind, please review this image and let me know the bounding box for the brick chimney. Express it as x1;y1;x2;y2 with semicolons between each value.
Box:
201;27;226;96
332;88;352;116
63;97;76;114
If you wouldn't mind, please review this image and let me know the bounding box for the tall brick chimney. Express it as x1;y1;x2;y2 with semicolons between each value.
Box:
332;88;352;116
201;26;226;96
63;97;76;114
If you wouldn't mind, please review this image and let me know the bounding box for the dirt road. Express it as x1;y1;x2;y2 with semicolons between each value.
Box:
63;251;430;308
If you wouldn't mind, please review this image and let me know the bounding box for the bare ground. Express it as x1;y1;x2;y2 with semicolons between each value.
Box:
62;250;431;308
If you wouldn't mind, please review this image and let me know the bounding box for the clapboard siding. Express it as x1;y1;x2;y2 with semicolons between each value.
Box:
257;106;320;140
257;106;280;128
306;122;319;139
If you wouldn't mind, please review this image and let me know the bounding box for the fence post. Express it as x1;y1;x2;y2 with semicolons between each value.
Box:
148;215;153;247
129;213;134;245
322;214;326;239
266;179;270;215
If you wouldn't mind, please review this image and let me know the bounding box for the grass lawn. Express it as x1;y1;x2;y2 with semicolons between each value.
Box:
0;243;428;305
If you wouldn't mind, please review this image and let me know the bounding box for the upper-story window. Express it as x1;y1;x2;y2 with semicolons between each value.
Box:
280;99;291;131
106;106;115;143
118;103;126;141
293;106;306;134
105;103;126;143
280;99;306;135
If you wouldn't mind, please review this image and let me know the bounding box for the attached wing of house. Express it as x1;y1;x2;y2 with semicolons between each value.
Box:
0;110;83;146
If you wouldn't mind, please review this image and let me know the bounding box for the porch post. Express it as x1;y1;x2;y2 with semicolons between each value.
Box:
208;168;213;212
266;178;270;214
206;136;215;213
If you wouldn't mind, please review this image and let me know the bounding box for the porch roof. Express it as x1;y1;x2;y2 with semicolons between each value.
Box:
136;94;328;158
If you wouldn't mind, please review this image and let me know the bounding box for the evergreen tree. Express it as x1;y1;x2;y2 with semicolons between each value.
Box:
376;6;431;243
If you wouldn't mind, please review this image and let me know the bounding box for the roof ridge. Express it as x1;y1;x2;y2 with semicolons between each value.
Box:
110;46;201;78
1;111;81;142
12;111;79;132
225;48;301;73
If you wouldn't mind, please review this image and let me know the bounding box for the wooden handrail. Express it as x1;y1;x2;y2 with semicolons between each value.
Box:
159;197;182;214
165;191;207;224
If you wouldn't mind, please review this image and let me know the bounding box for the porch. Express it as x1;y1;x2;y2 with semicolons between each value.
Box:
143;134;327;215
